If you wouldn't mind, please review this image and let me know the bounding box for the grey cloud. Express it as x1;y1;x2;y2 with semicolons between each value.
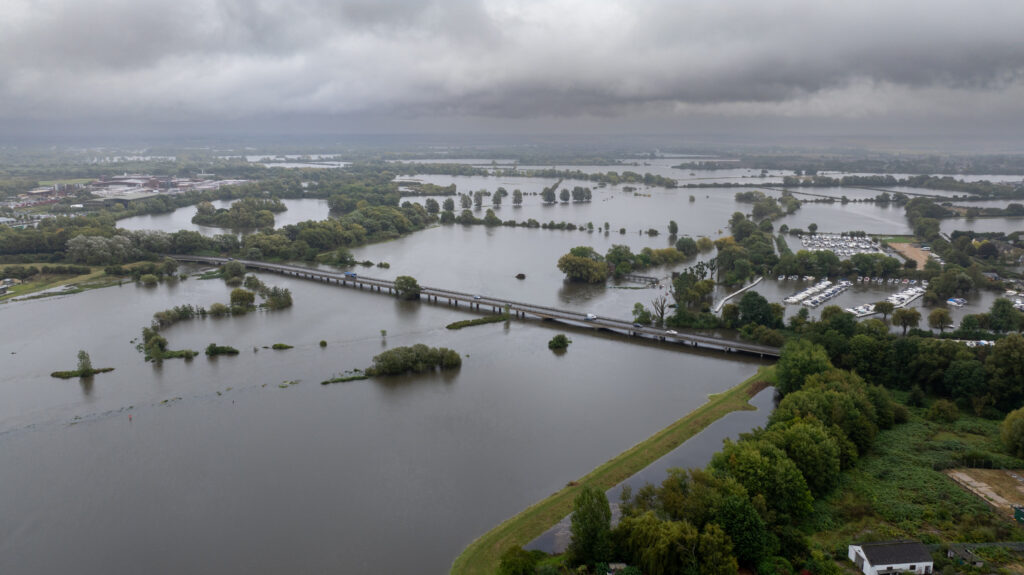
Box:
2;0;1024;131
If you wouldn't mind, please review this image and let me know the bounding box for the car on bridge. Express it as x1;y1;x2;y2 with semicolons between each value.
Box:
584;313;598;321
473;295;482;300
344;272;357;278
665;330;678;335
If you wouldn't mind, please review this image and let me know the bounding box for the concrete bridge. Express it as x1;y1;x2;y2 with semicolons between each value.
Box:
169;255;781;358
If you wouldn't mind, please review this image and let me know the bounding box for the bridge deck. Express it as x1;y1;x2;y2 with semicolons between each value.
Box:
169;255;780;358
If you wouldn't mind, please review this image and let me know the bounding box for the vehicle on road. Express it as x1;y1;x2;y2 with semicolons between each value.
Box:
584;313;598;321
344;272;357;278
665;330;678;335
632;322;642;328
473;295;482;300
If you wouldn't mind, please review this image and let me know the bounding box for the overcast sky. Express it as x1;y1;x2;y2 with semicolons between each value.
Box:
4;0;1024;142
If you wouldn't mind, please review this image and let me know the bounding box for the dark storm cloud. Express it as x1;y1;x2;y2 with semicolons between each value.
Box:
2;0;1024;128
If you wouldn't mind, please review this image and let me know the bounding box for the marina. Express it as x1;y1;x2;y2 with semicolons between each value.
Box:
797;233;884;258
782;279;854;308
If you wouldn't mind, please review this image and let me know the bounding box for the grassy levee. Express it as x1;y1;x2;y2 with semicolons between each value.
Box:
450;365;776;575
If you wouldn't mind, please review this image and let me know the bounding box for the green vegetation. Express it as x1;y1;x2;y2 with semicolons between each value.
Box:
271;343;293;350
393;275;421;300
191;197;286;229
450;368;771;575
321;371;370;385
0;263;122;301
447;314;509;330
567;486;612;568
50;350;114;379
548;334;571;351
557;244;689;283
204;343;239;357
364;344;461;376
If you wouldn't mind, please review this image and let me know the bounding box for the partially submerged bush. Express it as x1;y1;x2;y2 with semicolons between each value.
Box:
364;344;461;376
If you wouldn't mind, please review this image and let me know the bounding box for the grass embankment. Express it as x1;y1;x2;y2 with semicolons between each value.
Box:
446;314;509;330
450;365;776;575
0;264;118;302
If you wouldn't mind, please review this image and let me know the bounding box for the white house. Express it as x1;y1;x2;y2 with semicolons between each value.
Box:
848;541;933;575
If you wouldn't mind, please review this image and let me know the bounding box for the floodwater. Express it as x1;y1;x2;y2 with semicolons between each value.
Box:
526;387;776;554
941;216;1024;236
118;198;332;237
0;264;763;574
8;162;1021;574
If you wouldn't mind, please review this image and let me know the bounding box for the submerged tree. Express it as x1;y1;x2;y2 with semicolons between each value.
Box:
77;350;94;376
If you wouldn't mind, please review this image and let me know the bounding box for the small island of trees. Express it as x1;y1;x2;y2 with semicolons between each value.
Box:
51;350;114;379
191;197;287;229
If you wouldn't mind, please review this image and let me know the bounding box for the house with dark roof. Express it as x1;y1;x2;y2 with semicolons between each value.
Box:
848;540;934;575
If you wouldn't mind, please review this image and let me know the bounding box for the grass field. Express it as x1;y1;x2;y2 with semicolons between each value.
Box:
449;365;776;575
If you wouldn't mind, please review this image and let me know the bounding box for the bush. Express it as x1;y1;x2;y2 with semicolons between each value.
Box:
320;340;327;347
271;343;293;350
1001;407;1024;458
205;343;239;357
498;546;541;575
364;344;461;376
548;334;571;351
929;399;960;423
893;404;910;424
139;274;159;286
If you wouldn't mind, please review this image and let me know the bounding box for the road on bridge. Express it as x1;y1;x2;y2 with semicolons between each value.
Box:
169;255;780;358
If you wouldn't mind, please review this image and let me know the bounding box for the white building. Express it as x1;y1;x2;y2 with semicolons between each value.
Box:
849;541;933;575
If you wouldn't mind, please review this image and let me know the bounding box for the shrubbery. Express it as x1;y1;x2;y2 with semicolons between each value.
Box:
364;344;461;376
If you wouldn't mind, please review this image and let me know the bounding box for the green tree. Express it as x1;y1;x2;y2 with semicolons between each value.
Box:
632;303;653;325
559;188;570;203
77;350;94;375
557;247;607;283
776;339;832;395
765;419;841;496
892;307;921;336
873;300;894;321
668;220;679;235
714;493;776;567
442;197;455;212
424;198;440;214
928;308;953;332
699;523;739;575
990;298;1022;333
675;236;698;257
986;333;1024;408
1001;407;1024;458
738;291;775;327
567;485;612;568
807;223;817;234
512;189;523;206
394;275;421;300
709;439;814;523
230;288;255;308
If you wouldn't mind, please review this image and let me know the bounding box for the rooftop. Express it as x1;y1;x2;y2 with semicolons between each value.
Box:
858;541;932;566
